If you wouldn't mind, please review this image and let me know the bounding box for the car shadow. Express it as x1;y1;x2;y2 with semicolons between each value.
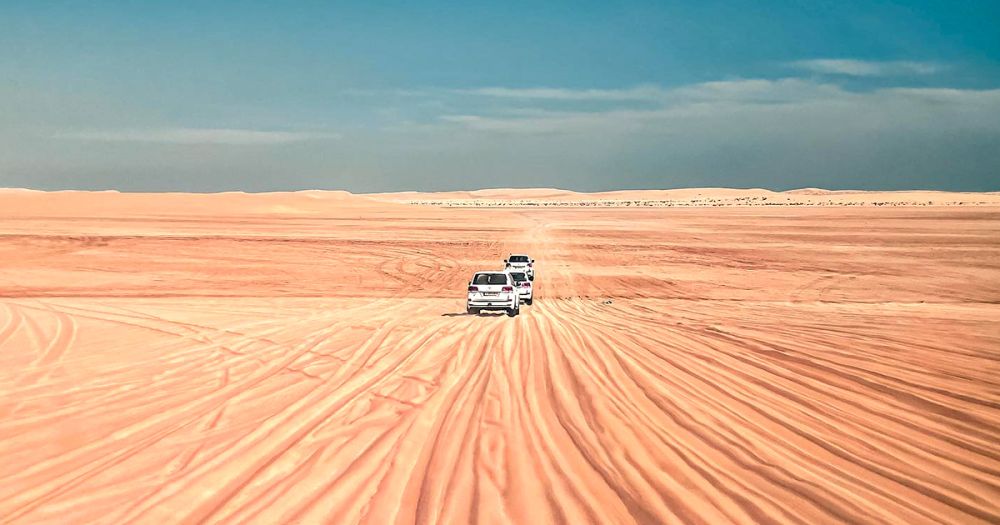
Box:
441;311;509;317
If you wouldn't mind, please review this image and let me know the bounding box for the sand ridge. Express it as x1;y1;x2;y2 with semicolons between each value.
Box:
0;190;998;524
367;187;1000;207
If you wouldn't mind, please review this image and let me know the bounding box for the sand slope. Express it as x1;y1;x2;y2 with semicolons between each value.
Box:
1;191;998;524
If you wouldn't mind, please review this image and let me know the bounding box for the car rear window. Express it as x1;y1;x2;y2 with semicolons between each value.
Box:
473;273;509;285
509;255;529;263
509;272;527;281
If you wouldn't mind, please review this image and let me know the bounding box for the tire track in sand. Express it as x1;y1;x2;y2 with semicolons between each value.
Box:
1;205;998;524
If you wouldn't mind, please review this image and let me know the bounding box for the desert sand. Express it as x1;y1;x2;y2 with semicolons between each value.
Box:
0;188;998;524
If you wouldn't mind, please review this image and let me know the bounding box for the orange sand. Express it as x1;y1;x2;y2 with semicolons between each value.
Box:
1;189;998;524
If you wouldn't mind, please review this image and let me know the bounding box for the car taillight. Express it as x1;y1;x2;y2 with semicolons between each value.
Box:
522;282;531;287
468;286;478;292
501;286;513;292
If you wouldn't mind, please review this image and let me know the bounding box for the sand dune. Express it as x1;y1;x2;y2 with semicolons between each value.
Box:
1;191;998;524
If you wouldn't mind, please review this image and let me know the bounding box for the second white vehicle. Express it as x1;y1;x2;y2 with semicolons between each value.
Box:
467;271;520;316
509;271;533;305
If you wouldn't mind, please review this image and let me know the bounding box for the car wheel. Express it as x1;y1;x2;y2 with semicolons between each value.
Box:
468;307;479;315
507;307;517;317
525;299;532;305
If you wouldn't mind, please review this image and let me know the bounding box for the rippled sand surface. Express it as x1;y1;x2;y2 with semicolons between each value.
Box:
1;191;998;524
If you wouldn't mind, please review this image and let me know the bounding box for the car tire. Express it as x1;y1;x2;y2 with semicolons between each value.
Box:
525;299;533;306
507;307;517;317
468;307;479;315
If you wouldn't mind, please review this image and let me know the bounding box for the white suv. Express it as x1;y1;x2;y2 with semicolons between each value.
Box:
467;272;520;316
508;271;533;305
504;254;534;280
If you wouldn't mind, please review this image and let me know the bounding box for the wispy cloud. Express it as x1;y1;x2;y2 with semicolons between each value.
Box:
438;113;636;134
789;59;942;77
437;80;1000;135
450;78;844;106
438;79;850;134
453;85;670;102
55;128;339;145
672;78;845;102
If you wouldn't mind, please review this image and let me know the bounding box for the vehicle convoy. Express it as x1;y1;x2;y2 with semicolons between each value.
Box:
504;254;534;280
467;272;520;316
509;271;533;305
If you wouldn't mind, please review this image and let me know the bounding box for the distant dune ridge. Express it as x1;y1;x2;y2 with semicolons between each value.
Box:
3;187;998;217
367;187;1000;207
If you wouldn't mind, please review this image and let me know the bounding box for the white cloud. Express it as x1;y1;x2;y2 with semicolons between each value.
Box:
789;59;942;77
437;80;1000;135
453;85;670;102
671;78;849;103
439;78;835;134
55;128;339;145
439;112;641;134
449;78;845;108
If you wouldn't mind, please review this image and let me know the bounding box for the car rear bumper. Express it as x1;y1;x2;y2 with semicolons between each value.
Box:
468;296;516;309
469;304;513;311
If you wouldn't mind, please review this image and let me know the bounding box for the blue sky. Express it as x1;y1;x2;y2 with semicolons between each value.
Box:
2;1;999;191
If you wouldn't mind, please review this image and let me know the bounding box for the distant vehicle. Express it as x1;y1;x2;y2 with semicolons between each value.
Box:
504;254;534;280
467;271;520;316
509;271;533;305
